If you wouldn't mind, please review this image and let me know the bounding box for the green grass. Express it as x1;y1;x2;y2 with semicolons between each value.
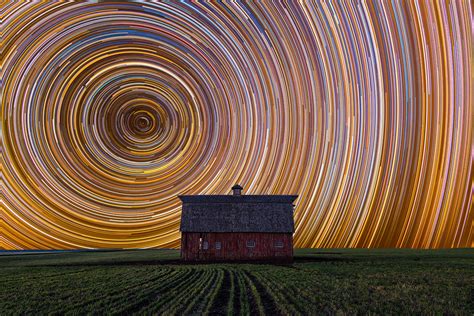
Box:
0;248;472;315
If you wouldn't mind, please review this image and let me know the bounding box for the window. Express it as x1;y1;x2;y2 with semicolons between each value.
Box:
203;241;209;250
246;240;256;248
199;237;203;249
274;241;284;248
215;242;221;250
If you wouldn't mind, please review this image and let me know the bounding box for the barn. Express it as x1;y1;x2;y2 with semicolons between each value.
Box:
179;185;297;262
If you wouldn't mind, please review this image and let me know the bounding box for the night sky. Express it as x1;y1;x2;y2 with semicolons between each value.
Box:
1;2;472;249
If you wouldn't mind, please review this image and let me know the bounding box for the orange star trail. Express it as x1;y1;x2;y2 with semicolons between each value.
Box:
1;2;472;249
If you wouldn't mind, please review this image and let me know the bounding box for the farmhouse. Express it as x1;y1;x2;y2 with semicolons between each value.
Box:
179;185;297;262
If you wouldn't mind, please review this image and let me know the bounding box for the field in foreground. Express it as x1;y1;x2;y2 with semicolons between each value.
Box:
0;249;473;315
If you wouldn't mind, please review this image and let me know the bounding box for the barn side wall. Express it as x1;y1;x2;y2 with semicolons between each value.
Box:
181;232;293;262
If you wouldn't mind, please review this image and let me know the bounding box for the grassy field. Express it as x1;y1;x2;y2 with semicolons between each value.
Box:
0;248;472;315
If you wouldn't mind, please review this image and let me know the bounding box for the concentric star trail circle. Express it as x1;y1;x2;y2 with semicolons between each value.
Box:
1;2;472;249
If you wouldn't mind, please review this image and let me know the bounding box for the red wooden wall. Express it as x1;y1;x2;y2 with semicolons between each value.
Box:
181;232;293;262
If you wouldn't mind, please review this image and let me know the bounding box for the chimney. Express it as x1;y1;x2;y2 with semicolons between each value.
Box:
232;184;243;196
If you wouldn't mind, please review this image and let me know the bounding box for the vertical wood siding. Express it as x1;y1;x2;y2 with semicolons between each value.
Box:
181;232;293;262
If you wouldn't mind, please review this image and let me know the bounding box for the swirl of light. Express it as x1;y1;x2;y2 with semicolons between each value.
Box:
1;2;472;249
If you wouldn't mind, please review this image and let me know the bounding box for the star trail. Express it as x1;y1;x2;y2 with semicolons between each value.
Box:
1;2;472;249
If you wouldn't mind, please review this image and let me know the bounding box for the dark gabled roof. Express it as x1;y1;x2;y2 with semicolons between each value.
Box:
179;195;297;233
